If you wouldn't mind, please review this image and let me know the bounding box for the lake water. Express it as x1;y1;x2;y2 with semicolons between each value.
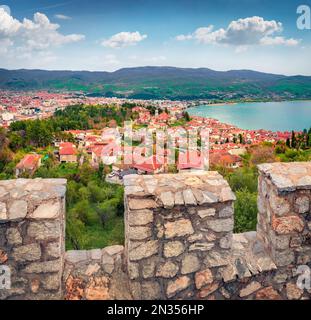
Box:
187;101;311;131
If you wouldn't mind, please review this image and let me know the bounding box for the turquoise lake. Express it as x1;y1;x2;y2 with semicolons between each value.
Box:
187;101;311;132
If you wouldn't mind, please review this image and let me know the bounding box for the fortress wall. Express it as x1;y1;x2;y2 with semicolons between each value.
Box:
0;179;66;300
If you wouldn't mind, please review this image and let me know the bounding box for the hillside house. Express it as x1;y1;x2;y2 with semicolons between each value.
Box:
59;142;78;163
15;154;42;177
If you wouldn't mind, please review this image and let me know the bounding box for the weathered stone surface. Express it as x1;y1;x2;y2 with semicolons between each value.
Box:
182;189;197;206
129;209;153;226
220;187;236;202
0;202;7;220
189;242;214;252
160;191;174;209
129;240;159;261
221;264;237;283
219;205;234;218
239;281;262;297
272;216;304;234
220;287;231;299
174;191;184;206
198;283;219;298
195;269;213;289
271;234;290;250
197;208;216;219
129;226;151;240
255;286;281;300
290;236;302;248
65;250;88;264
103;245;124;257
295;196;309;214
128;262;140;280
274;250;295;267
205;218;234;233
205;232;217;242
156;261;179;278
192;189;204;204
24;259;61;273
273;272;288;284
128;198;157;210
286;283;303;300
166;276;191;298
164;219;194;238
43;274;60;290
124;186;144;196
6;228;22;245
188;233;204;243
85;276;109;300
9;200;27;220
27;221;60;241
204;251;229;267
219;233;232;249
90;249;102;260
0;186;8;198
297;246;311;264
269;193;290;216
181;254;200;274
201;191;218;204
256;257;277;272
141;281;161;300
30;202;61;219
102;252;115;274
142;260;156;279
0;249;8;264
163;241;184;258
30;278;40;293
46;242;61;259
12;243;41;262
85;263;101;276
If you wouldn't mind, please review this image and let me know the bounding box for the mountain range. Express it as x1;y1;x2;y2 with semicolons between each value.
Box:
0;66;311;101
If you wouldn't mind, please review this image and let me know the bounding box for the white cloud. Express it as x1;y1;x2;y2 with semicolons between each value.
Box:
0;5;10;15
102;31;147;48
0;8;84;54
54;14;72;20
260;36;300;46
176;16;299;48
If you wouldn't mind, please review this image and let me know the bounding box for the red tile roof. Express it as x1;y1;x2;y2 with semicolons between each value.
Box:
16;154;41;170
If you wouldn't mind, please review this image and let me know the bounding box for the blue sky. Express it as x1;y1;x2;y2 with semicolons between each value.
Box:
0;0;311;74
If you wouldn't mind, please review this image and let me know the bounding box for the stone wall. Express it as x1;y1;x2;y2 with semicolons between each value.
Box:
1;162;311;300
124;163;311;300
257;162;311;268
0;178;66;300
124;171;236;299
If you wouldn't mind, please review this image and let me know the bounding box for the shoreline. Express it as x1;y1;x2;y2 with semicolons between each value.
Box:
189;99;311;108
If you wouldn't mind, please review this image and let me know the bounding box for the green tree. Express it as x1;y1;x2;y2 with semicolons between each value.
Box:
234;189;258;233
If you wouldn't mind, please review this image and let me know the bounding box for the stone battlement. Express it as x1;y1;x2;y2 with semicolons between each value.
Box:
0;163;311;300
0;178;66;300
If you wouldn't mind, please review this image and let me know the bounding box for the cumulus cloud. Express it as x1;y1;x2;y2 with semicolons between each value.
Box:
0;8;84;54
54;14;72;20
0;4;10;15
176;16;299;48
102;31;147;48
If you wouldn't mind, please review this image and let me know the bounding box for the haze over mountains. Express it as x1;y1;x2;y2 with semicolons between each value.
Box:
0;66;311;101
